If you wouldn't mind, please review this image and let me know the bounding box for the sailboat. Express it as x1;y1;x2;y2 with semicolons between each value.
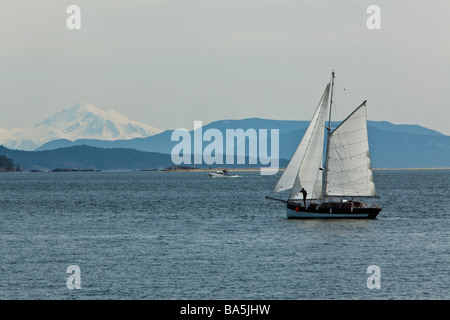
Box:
266;71;382;219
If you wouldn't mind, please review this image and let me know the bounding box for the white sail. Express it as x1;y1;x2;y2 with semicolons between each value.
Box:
270;84;330;198
324;101;376;197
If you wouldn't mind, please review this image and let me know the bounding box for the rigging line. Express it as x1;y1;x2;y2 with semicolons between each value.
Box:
334;80;351;125
265;196;288;203
330;140;368;150
380;191;397;209
340;84;355;121
334;80;355;118
333;84;342;122
335;78;364;103
331;164;372;176
343;84;353;113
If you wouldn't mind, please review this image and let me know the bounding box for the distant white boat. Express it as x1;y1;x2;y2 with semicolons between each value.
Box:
266;71;382;219
208;169;239;178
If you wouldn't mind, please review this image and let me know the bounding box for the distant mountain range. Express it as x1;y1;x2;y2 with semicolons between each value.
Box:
0;102;162;150
0;104;449;170
34;118;450;169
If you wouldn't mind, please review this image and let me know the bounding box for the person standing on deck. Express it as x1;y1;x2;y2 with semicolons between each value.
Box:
300;188;307;206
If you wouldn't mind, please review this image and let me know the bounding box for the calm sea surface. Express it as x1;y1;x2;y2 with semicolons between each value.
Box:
0;170;448;299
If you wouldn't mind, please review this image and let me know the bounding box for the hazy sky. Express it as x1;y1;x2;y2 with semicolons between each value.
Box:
1;0;449;135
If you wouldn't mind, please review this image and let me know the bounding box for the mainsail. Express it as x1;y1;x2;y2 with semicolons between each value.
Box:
324;101;376;197
270;84;330;200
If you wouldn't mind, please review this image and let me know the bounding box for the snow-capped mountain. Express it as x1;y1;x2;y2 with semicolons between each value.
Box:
0;102;162;150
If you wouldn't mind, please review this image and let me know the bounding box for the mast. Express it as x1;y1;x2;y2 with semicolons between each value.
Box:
322;70;335;199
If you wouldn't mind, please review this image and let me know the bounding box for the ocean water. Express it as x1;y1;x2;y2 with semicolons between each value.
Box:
0;169;448;300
